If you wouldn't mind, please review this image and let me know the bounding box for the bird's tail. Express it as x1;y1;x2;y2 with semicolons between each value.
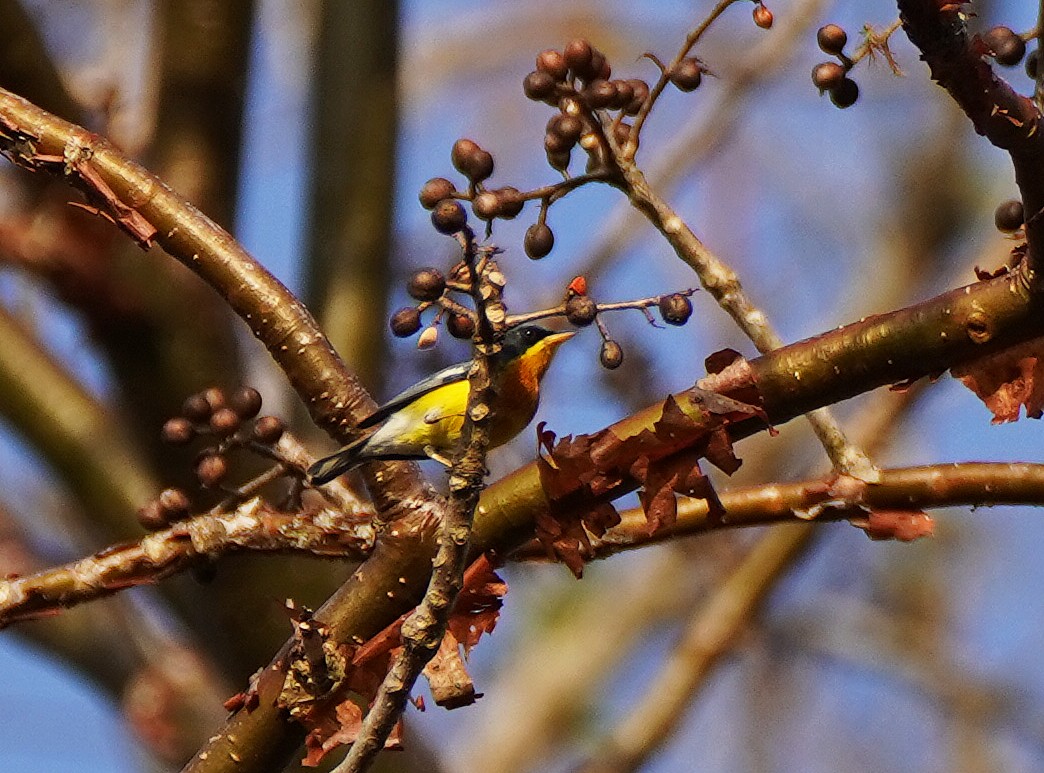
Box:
308;435;369;484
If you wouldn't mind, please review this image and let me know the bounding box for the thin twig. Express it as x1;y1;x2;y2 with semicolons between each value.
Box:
0;500;376;628
626;0;742;157
335;228;505;772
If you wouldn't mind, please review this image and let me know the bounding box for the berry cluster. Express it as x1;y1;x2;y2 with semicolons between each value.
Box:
811;24;859;109
389;263;480;346
138;387;287;530
560;276;694;370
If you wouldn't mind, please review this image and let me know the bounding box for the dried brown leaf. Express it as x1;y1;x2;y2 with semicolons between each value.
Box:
952;338;1044;422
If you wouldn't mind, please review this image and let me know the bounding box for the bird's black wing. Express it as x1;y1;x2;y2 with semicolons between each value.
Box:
357;359;472;428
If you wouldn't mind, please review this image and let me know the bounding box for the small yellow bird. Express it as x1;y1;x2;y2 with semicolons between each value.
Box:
308;325;575;483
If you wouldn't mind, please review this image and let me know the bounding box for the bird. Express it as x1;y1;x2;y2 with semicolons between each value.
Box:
308;325;575;484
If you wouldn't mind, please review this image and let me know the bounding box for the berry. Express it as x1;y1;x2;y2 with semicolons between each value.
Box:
447;314;475;339
161;417;195;445
670;58;703;92
202;387;226;412
496;187;525;219
390;307;422;337
158;487;190;519
472;191;501;220
546;148;571;172
137;500;168;531
623;79;649;115
230;387;262;419
419;178;456;210
417;326;439;350
549;113;583;145
181;393;212;422
564;39;594;79
600;339;624;369
210;407;241;437
253;416;285;444
983;26;1026;67
536;49;568;81
584;79;616;108
565;294;597;326
609;80;634;111
830;78;859;108
817;24;847;55
812;62;845;92
994;199;1024;233
407;267;446;301
451;138;494;183
431;199;467;234
523;70;557;102
196;454;228;487
658;293;693;326
753;4;773;29
1027;50;1039;79
524;223;555;259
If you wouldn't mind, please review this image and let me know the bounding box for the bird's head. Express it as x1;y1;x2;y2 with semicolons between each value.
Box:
501;325;576;382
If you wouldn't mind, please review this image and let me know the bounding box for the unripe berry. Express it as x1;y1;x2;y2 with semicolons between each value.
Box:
390;307;422;337
417;326;439;350
817;24;847;55
431;199;467;234
419;178;456;210
525;223;555;259
407;267;446;302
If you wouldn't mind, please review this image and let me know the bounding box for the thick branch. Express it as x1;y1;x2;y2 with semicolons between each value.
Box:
516;462;1044;560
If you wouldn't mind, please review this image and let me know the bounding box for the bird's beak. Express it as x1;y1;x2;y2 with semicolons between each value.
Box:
543;330;576;349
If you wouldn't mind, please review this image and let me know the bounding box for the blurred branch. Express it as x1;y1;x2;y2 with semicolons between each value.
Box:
0;304;155;533
578;0;828;282
0;491;230;766
304;0;399;390
0;0;81;121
